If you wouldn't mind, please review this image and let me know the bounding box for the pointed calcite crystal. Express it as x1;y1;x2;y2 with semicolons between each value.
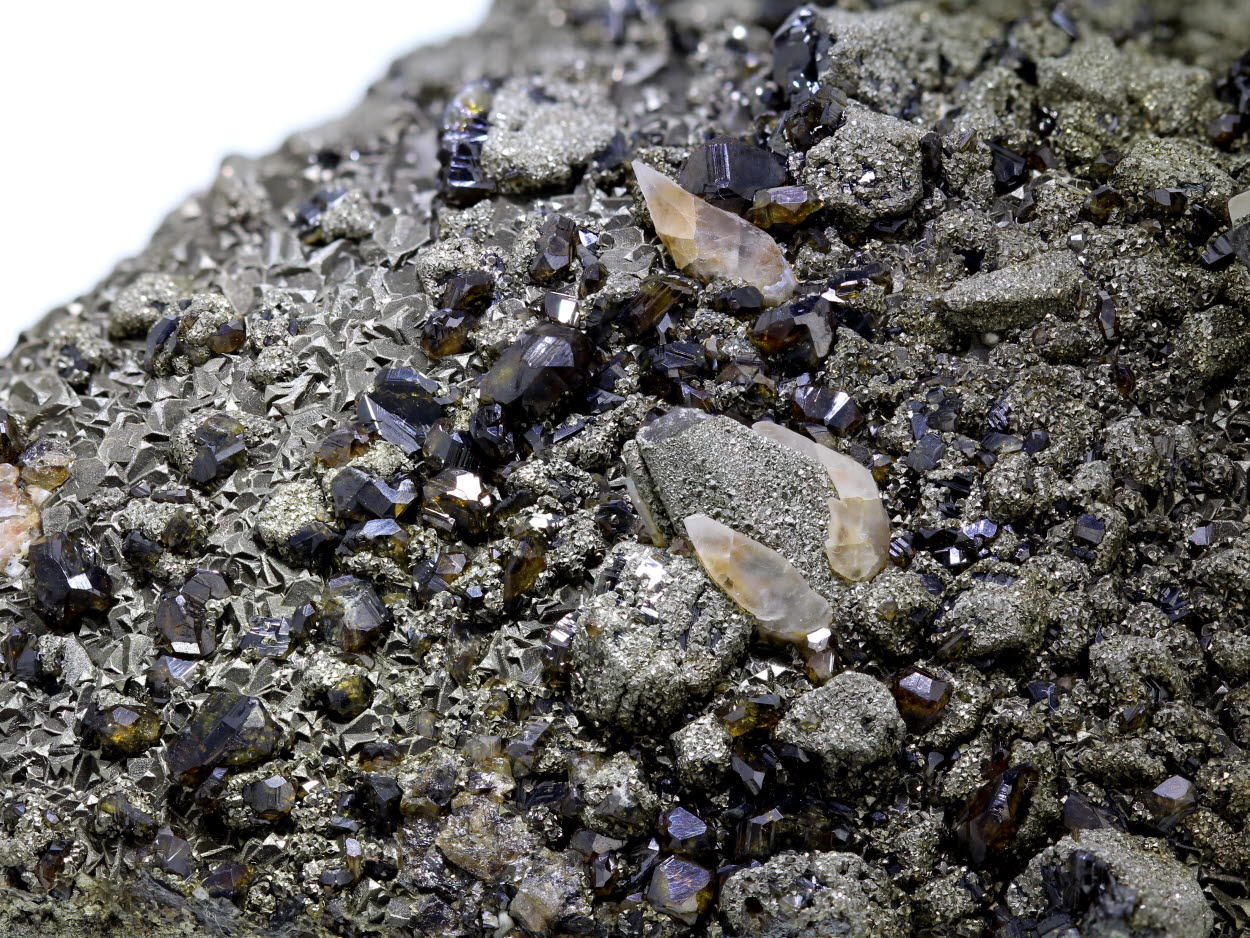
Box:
684;512;832;644
633;161;797;307
752;421;889;582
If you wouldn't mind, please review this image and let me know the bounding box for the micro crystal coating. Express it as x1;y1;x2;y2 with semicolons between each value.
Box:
2;1;1248;936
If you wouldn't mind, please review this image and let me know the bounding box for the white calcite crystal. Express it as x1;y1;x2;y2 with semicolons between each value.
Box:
633;161;797;307
752;421;890;582
0;464;43;578
684;512;832;644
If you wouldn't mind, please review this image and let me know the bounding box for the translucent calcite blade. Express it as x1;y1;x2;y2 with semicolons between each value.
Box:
633;161;797;307
752;421;890;582
684;512;832;644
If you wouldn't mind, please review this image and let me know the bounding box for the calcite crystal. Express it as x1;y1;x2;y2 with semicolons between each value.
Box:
633;161;797;307
684;512;832;644
752;421;889;582
0;464;42;578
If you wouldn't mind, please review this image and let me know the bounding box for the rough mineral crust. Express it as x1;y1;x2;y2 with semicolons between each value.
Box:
1006;829;1214;938
3;0;1250;936
571;540;751;729
633;161;797;306
720;849;910;938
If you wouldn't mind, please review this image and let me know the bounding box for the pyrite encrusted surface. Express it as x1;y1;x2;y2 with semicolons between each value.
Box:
2;1;1250;937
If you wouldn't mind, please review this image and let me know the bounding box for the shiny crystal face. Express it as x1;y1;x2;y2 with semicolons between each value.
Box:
1;2;1249;937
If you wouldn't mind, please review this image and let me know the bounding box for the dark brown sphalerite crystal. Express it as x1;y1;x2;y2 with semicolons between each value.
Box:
318;575;389;653
750;295;833;372
678;137;788;216
478;323;595;417
27;532;115;629
422;468;493;539
153;569;229;658
243;775;297;822
321;674;375;721
80;699;163;757
529;214;579;283
420;308;476;358
165;692;282;786
356;368;443;455
187;413;249;484
952;762;1039;865
888;666;953;732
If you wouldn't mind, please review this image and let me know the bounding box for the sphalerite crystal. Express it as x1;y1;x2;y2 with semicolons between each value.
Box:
81;698;163;757
153;569;229;658
186;413;249;484
165;692;282;786
27;532;115;629
356;368;443;455
318;575;389;652
478;323;595;417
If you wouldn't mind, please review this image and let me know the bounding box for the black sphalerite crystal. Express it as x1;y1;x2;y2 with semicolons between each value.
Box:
28;533;115;629
478;323;595;417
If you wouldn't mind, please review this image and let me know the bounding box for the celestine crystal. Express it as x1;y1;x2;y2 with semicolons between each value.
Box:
633;161;797;306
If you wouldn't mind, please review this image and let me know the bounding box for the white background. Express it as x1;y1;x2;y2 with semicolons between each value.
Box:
0;1;491;355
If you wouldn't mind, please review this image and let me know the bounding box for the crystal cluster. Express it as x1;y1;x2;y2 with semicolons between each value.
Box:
1;3;1246;937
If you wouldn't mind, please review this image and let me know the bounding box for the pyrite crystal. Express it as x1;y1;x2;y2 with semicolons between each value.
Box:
3;2;1249;936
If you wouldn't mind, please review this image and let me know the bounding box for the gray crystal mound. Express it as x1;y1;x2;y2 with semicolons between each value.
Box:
2;1;1250;936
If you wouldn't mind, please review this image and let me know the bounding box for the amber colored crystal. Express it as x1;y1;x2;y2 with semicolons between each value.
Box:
81;700;163;757
322;674;375;721
166;692;282;786
502;536;547;605
952;763;1039;865
422;468;493;540
420;309;476;358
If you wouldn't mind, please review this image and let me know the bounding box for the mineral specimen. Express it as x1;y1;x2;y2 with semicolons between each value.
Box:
684;512;832;645
4;3;1249;936
633;161;797;306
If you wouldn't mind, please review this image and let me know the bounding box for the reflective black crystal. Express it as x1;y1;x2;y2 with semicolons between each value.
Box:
28;533;115;629
187;413;249;484
319;575;389;652
356;368;443;455
153;569;229;658
478;323;595;417
678;137;788;215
